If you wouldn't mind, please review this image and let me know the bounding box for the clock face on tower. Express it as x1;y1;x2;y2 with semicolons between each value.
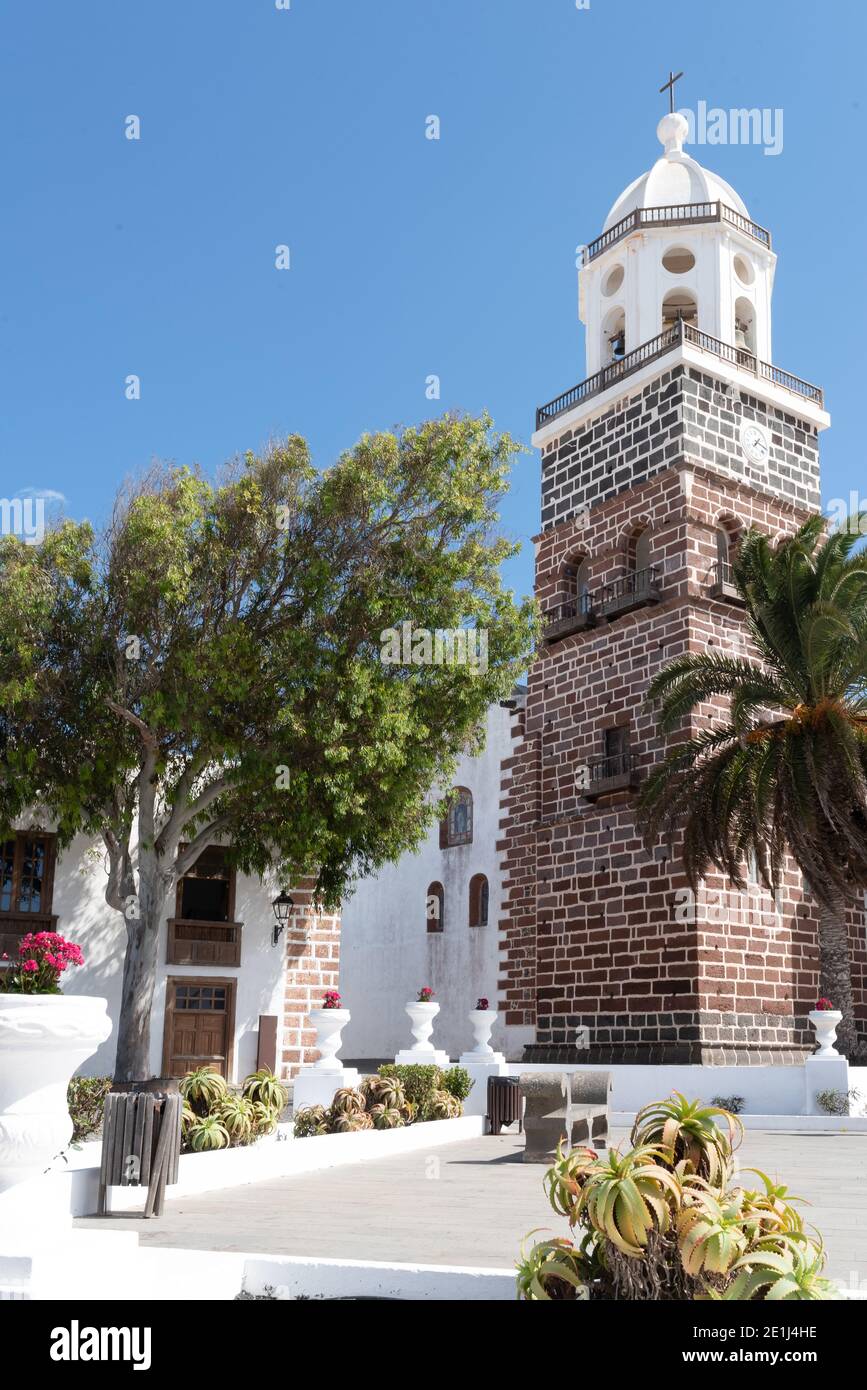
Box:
740;421;770;466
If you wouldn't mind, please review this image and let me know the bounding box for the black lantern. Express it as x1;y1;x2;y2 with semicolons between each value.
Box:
272;889;294;947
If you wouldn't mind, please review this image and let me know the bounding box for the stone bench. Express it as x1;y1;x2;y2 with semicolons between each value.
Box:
519;1070;611;1163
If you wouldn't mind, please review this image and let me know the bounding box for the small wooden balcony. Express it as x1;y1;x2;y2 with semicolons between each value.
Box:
708;559;745;606
595;565;663;620
166;918;243;967
582;753;640;800
544;596;596;643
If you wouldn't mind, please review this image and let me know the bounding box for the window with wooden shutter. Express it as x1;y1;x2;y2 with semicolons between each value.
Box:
0;832;58;963
166;845;243;966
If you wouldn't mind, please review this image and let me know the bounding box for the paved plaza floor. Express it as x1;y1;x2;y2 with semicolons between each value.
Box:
74;1128;867;1285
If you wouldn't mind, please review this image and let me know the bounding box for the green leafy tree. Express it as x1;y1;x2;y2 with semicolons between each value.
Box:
0;415;536;1079
638;516;867;1058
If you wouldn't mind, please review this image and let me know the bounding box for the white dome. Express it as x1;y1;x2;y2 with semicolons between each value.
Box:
603;113;750;230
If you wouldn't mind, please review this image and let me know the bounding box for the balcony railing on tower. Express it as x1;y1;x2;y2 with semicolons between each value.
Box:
583;200;771;264
582;752;640;799
543;592;597;642
596;564;663;619
536;320;823;429
708;559;746;606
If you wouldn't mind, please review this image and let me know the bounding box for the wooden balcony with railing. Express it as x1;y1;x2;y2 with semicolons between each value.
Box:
582;752;640;800
543;594;597;643
708;559;745;605
536;319;823;429
596;564;663;620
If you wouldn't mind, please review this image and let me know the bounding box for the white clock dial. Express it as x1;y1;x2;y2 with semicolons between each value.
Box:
740;421;770;465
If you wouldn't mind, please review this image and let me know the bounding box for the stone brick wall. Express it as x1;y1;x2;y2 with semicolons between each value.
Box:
280;878;341;1079
502;395;865;1064
540;363;820;530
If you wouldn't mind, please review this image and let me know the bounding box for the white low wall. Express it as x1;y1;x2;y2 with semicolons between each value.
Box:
67;1115;485;1216
507;1059;851;1118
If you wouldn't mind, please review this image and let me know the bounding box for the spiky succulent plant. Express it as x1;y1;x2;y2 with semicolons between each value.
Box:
577;1144;682;1258
330;1086;367;1116
631;1092;741;1185
217;1094;256;1144
515;1234;594;1301
707;1232;837;1301
242;1068;288;1113
187;1114;230;1152
179;1066;229;1109
293;1104;328;1138
369;1103;404;1130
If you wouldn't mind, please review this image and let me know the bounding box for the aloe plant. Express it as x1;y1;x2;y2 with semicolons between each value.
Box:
293;1104;328;1138
544;1143;599;1226
179;1066;229;1110
361;1075;406;1111
677;1180;751;1276
217;1094;256;1144
631;1092;741;1185
249;1100;280;1137
329;1087;366;1116
369;1103;404;1130
709;1233;837;1301
242;1068;288;1113
187;1114;230;1152
519;1093;837;1301
515;1233;593;1301
578;1145;682;1258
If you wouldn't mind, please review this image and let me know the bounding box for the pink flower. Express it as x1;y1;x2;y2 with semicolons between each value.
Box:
21;959;39;973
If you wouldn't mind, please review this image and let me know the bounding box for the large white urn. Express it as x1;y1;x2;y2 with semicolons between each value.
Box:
308;1007;351;1070
395;1001;449;1067
0;994;112;1233
808;1008;843;1059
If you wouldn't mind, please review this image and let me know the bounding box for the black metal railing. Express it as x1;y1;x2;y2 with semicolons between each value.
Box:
713;559;734;587
583;201;771;263
536;319;823;429
544;593;594;628
587;751;636;786
596;564;662;613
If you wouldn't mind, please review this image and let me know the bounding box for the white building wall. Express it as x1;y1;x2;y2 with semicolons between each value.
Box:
340;702;521;1062
51;835;285;1083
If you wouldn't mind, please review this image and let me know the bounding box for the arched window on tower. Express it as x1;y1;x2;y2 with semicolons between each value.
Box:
426;881;444;933
599;522;662;617
439;787;473;847
469;874;489;928
709;516;743;604
631;525;653;574
662;290;697;334
602;307;626;364
734;297;756;360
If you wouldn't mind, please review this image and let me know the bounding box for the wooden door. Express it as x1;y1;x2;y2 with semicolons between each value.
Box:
162;978;236;1079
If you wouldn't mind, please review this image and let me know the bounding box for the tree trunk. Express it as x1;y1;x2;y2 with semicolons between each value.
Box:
113;874;171;1083
817;894;861;1060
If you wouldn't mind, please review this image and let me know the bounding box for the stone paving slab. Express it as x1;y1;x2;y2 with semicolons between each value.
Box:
74;1128;867;1285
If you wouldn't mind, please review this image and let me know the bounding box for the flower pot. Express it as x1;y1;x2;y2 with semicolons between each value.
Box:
467;1008;498;1056
808;1009;843;1059
404;1000;440;1053
308;1007;350;1070
0;994;112;1231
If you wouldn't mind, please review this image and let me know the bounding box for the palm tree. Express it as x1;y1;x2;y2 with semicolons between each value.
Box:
638;515;867;1058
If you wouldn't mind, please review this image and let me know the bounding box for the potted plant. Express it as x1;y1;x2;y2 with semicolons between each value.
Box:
467;996;498;1056
307;989;350;1070
808;998;843;1058
0;931;111;1236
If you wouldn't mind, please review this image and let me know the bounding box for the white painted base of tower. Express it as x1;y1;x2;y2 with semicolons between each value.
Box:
394;1049;450;1068
292;1067;360;1112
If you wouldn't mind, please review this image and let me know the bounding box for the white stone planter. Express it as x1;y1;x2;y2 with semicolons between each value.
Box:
466;1009;497;1056
308;1007;350;1071
396;1001;448;1066
0;994;112;1236
808;1009;843;1059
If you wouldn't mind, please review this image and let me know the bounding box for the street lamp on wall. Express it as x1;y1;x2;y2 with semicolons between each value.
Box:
272;889;294;947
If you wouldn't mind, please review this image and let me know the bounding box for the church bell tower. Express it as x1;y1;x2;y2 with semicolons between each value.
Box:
499;99;846;1065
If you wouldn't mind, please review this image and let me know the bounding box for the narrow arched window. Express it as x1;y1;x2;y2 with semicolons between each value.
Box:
469;874;489;928
426;882;444;933
439;787;473;847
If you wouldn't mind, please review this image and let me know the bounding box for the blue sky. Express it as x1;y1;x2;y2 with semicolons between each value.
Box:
1;0;864;601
